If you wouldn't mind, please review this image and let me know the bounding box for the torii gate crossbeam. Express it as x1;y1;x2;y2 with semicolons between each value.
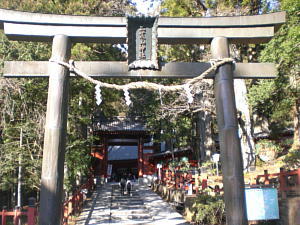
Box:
0;9;285;225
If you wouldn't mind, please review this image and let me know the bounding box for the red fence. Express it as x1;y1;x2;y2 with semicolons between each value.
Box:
254;168;300;192
0;177;95;225
0;198;37;225
160;169;213;194
159;167;300;195
62;176;95;225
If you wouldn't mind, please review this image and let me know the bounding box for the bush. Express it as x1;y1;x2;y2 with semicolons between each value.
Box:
255;139;283;161
283;147;300;168
192;194;225;225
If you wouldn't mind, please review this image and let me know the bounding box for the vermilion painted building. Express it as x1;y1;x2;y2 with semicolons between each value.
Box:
91;116;155;180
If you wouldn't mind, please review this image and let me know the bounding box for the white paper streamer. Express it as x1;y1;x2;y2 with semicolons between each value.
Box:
124;87;132;106
158;86;163;105
184;84;193;103
209;59;217;67
95;84;102;105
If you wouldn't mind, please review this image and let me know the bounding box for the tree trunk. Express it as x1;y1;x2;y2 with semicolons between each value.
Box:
17;126;23;209
234;79;256;170
197;110;213;161
196;80;214;162
293;98;300;149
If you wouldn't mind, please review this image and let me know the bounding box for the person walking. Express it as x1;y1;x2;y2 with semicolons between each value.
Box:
120;177;126;196
126;179;132;196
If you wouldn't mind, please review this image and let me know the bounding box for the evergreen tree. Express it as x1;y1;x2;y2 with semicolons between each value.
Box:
248;0;300;164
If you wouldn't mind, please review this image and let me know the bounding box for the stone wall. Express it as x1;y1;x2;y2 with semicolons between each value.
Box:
279;193;300;225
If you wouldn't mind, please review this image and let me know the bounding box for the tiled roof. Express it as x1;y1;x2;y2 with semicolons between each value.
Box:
93;116;148;132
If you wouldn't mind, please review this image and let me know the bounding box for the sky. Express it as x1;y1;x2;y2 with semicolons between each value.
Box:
130;0;161;15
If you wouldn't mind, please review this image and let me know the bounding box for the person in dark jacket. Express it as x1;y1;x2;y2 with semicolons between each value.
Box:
120;177;126;195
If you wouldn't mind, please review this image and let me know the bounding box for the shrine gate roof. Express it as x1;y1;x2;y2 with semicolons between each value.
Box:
0;9;285;44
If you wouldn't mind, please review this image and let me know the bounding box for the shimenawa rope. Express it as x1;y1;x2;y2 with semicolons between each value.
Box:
49;58;234;92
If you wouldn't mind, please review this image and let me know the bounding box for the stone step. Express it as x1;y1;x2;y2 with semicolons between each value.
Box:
76;183;189;225
127;215;152;220
116;205;147;210
111;201;144;206
110;211;152;220
112;196;141;200
111;198;144;203
110;208;149;214
111;212;151;219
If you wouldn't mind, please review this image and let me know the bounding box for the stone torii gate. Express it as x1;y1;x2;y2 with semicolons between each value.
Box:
0;9;285;225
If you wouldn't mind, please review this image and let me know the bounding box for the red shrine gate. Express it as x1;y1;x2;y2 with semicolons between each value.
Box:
91;117;155;179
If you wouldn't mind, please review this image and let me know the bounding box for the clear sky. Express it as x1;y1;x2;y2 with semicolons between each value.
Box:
130;0;161;15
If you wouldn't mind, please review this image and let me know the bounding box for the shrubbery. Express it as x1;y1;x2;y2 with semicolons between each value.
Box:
191;194;225;225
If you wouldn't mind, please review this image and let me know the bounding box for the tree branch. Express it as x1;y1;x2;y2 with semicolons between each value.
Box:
195;0;207;11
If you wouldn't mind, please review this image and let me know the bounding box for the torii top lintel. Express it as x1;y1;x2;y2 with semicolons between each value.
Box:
0;9;285;44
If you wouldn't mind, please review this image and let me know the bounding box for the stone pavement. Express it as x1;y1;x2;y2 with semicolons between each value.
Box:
76;182;189;225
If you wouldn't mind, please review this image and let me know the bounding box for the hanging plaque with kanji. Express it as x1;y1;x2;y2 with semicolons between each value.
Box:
127;16;158;70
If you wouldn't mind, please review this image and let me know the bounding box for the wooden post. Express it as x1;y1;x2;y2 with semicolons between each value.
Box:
103;138;108;179
201;179;207;190
2;208;7;225
211;37;248;225
264;170;270;185
138;138;144;177
39;34;71;225
27;197;36;225
13;207;20;225
297;168;300;187
279;168;287;190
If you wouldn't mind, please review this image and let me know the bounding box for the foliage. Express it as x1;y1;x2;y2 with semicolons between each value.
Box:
0;122;43;191
283;147;300;168
0;0;135;16
191;194;225;225
168;158;191;172
0;74;46;192
200;160;217;175
255;139;283;154
157;0;266;160
248;0;300;147
0;0;134;206
180;160;191;172
168;160;179;172
161;0;203;17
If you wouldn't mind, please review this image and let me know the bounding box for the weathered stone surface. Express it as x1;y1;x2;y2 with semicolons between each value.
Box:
4;61;277;79
280;195;300;225
0;9;285;44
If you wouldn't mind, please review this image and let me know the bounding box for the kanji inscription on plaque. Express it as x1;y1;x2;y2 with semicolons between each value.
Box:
127;16;158;70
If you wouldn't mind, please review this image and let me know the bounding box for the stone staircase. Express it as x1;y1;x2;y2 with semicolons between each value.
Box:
76;182;189;225
109;184;153;224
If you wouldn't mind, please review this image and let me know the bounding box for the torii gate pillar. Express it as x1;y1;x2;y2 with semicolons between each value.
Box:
102;137;108;179
138;137;144;177
39;35;71;225
212;37;248;224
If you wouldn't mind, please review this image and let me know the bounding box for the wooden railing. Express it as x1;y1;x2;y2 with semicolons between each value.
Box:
0;198;37;225
253;168;300;192
160;169;220;194
62;176;95;225
1;176;95;225
159;167;300;195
